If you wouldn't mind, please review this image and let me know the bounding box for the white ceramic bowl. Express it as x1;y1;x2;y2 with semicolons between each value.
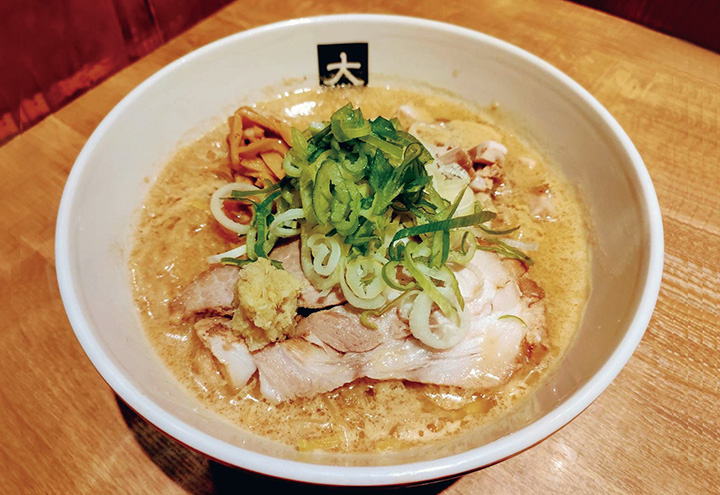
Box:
56;14;663;486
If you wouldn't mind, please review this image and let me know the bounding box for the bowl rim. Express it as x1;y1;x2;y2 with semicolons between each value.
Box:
55;13;664;486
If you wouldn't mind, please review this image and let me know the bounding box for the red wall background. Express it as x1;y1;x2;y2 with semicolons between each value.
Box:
1;0;718;144
572;0;720;54
0;0;232;143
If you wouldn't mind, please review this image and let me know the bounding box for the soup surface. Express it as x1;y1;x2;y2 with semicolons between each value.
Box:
130;85;590;453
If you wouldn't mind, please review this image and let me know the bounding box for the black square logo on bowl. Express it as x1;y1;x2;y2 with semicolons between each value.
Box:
317;43;368;87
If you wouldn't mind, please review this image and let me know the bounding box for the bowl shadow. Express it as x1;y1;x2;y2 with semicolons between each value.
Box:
116;396;458;494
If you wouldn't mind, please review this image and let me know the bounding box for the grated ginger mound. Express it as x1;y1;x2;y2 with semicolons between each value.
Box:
230;257;303;351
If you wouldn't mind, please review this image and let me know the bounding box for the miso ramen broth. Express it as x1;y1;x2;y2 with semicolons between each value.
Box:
130;85;590;453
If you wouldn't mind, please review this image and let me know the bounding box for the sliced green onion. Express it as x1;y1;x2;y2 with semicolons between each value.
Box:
307;233;343;277
404;244;459;324
360;290;418;330
345;257;385;300
477;239;534;265
338;259;386;310
221;257;284;270
309;123;331;143
226;178;287;200
269;208;304;238
391;209;497;246
401;142;423;165
331;104;372;142
477;224;520;236
370;116;397;140
449;230;477;264
381;261;417;291
359;134;404;159
252;191;281;258
408;288;468;349
498;314;527;325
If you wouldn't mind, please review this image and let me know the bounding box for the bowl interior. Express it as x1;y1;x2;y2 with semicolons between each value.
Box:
57;15;660;484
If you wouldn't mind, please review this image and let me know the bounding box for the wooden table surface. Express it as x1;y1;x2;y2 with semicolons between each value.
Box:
2;0;718;493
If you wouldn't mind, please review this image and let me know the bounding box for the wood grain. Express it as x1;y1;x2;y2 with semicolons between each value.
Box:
1;0;718;493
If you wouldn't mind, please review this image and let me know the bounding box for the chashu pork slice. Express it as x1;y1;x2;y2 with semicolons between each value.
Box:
170;239;344;320
269;240;345;309
252;308;405;404
169;265;238;320
295;305;408;353
195;317;256;389
252;250;546;403
252;339;361;404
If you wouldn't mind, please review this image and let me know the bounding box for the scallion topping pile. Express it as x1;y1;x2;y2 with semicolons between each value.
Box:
219;104;530;348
